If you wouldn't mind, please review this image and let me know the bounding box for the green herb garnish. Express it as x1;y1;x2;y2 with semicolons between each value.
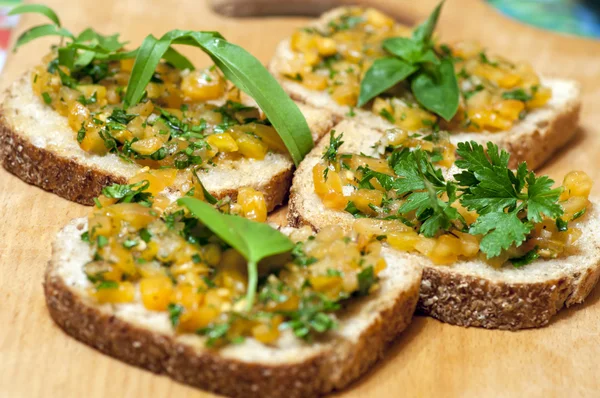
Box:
357;1;459;121
96;280;119;290
178;197;294;311
167;303;184;327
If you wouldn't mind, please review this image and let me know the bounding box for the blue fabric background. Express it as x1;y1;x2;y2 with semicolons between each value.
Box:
488;0;600;38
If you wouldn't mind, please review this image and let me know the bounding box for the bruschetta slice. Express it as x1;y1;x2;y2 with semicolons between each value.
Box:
0;7;334;210
44;183;422;397
289;119;600;329
269;6;581;169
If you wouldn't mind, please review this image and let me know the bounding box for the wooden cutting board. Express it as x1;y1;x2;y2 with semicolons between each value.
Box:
1;0;599;397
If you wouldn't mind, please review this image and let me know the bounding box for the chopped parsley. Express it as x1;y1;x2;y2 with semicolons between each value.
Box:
167;303;184;327
42;92;52;104
96;280;119;290
502;88;532;102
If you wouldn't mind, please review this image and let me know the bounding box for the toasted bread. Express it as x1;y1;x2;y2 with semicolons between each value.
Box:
288;119;600;329
268;7;581;170
44;218;422;397
0;73;335;210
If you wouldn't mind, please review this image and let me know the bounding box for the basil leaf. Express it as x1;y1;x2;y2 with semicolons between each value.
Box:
411;59;459;121
13;24;74;51
125;30;313;165
415;49;441;65
382;37;424;64
412;0;445;44
383;38;441;66
357;57;417;107
8;4;62;26
178;197;294;310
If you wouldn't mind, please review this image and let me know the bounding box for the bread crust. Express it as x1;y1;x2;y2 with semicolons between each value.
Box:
288;119;600;330
0;113;293;209
44;220;420;397
0;112;127;205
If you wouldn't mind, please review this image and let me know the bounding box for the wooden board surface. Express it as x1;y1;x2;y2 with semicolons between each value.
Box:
1;0;600;397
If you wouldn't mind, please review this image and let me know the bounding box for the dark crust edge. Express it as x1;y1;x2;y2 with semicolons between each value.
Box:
0;110;293;210
44;252;419;397
0;112;127;205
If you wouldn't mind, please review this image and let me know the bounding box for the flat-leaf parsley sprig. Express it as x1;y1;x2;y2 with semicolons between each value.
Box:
454;141;563;257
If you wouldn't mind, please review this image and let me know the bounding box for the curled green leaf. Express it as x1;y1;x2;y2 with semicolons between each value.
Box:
178;197;294;311
8;4;62;26
125;30;313;165
13;24;74;51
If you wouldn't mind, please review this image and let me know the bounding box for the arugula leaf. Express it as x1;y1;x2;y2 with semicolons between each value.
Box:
178;197;294;311
13;24;74;51
411;59;459;121
124;30;313;166
469;212;533;258
357;57;417;107
8;4;62;26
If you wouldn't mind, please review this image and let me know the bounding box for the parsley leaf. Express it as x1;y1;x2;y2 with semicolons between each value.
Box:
469;212;533;258
525;173;563;222
167;303;184;327
456;141;564;257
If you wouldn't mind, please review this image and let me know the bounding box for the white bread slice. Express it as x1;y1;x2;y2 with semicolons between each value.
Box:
44;217;422;397
268;6;581;170
0;73;335;210
289;119;600;329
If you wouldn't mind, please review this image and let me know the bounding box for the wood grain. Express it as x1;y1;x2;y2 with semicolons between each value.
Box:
1;0;599;397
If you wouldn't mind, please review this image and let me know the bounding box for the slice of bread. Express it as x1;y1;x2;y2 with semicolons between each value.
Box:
289;119;600;329
268;6;581;170
44;217;422;397
0;73;335;210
